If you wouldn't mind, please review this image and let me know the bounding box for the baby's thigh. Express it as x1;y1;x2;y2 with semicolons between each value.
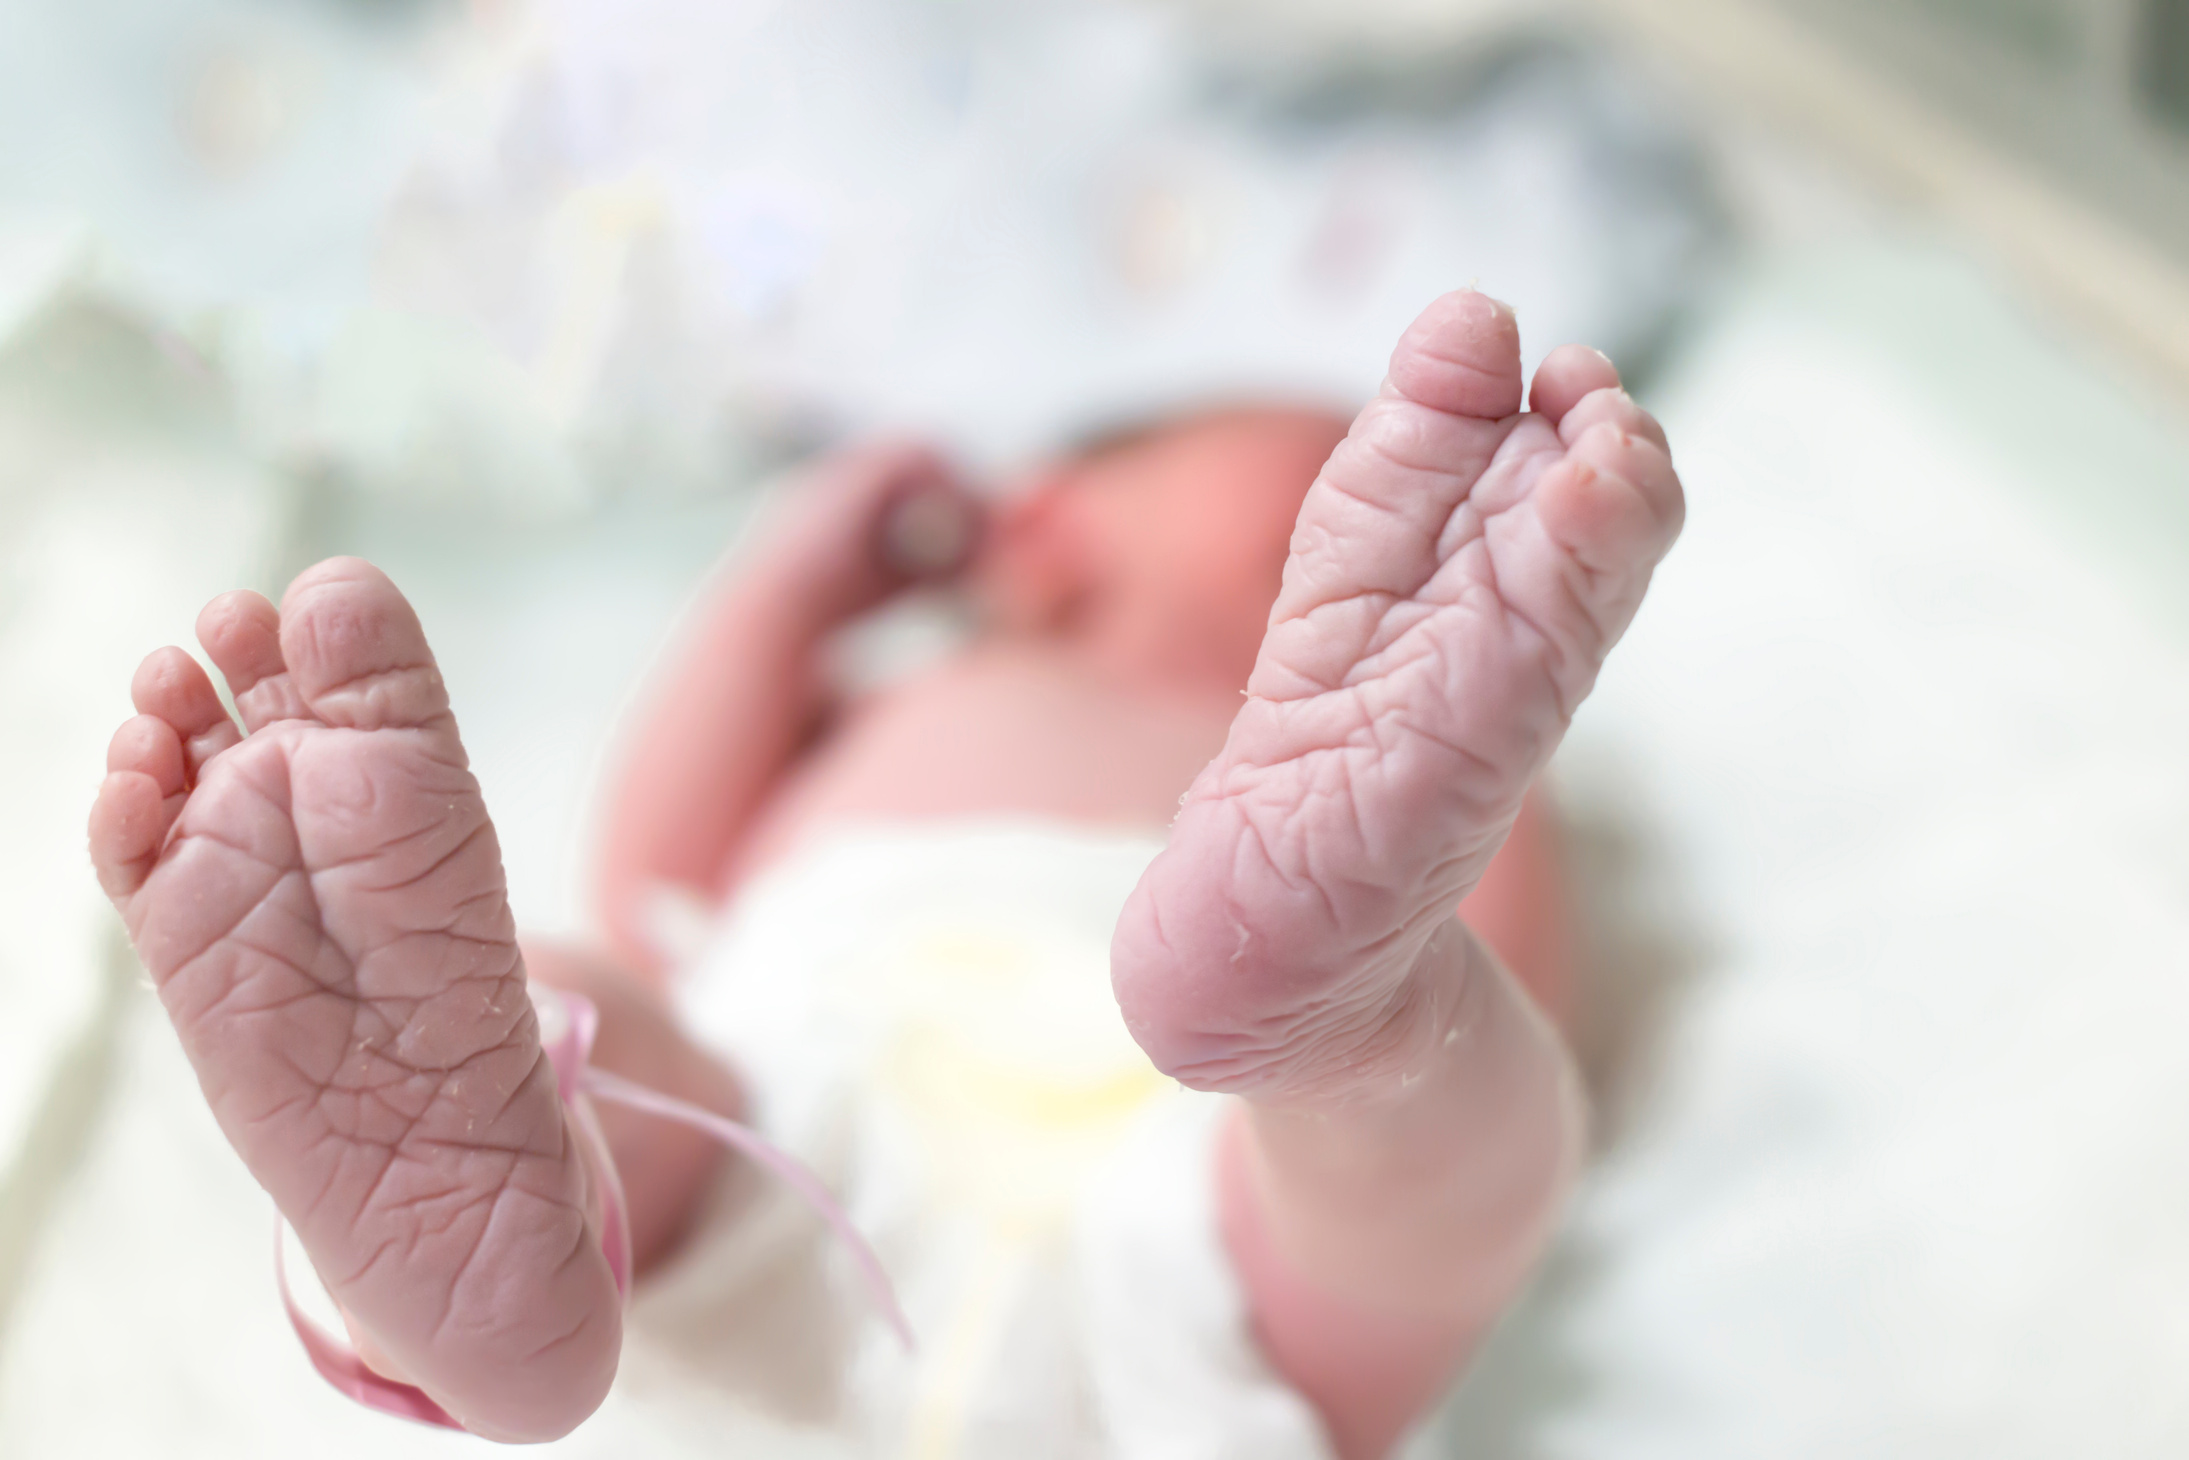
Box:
522;939;745;1271
1457;790;1572;1026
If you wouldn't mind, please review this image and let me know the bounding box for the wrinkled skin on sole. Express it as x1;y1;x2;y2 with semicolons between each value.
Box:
88;559;619;1441
1113;291;1684;1103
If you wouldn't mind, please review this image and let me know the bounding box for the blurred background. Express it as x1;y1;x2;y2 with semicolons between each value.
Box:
1;0;2186;1455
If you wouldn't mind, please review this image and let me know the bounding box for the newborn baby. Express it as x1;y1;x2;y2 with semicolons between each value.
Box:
88;292;1682;1459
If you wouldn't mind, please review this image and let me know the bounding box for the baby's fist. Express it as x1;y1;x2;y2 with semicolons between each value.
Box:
767;440;986;623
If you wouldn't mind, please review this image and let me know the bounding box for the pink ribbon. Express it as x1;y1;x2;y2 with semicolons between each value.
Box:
277;987;911;1430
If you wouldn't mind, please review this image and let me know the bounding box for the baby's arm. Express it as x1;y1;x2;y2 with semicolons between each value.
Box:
597;443;980;975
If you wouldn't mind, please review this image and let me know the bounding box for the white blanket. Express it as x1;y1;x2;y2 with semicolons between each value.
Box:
1419;245;2189;1458
6;263;2187;1457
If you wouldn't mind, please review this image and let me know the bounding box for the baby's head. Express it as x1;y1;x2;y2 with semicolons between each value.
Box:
978;405;1351;691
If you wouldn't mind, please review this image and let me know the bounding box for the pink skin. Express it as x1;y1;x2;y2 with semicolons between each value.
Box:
90;565;620;1441
1115;294;1676;1100
1116;293;1681;1456
88;290;1679;1454
593;439;987;973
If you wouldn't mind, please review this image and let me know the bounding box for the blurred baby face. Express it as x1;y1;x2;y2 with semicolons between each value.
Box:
980;407;1351;690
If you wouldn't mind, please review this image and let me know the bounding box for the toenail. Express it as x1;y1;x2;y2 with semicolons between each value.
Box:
1458;282;1513;318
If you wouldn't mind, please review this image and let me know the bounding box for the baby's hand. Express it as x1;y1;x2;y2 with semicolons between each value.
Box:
757;440;986;627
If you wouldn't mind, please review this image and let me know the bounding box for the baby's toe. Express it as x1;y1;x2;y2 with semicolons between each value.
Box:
95;718;190;897
89;770;173;898
197;590;310;731
107;713;187;797
1556;385;1670;455
278;558;451;732
1538;423;1684;580
1386;289;1525;420
130;647;240;779
1528;344;1622;425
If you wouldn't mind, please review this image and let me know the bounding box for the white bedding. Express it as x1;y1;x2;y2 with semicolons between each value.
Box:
0;269;276;1208
5;240;2185;1457
5;2;2189;1454
1422;245;2189;1458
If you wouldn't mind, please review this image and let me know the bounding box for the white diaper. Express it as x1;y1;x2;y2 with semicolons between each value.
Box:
624;819;1334;1460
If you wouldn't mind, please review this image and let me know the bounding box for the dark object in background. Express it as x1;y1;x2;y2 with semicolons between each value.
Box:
2143;0;2189;132
1779;0;2189;263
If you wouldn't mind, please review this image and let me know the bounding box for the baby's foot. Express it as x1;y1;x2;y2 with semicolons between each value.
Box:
1113;292;1682;1101
88;559;618;1439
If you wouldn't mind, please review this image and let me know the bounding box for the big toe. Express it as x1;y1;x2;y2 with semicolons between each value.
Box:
279;558;452;731
1385;288;1524;420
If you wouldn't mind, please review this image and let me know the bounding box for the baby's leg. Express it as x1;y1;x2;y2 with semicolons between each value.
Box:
1460;789;1571;1027
1113;293;1681;1458
88;562;732;1440
522;941;744;1272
